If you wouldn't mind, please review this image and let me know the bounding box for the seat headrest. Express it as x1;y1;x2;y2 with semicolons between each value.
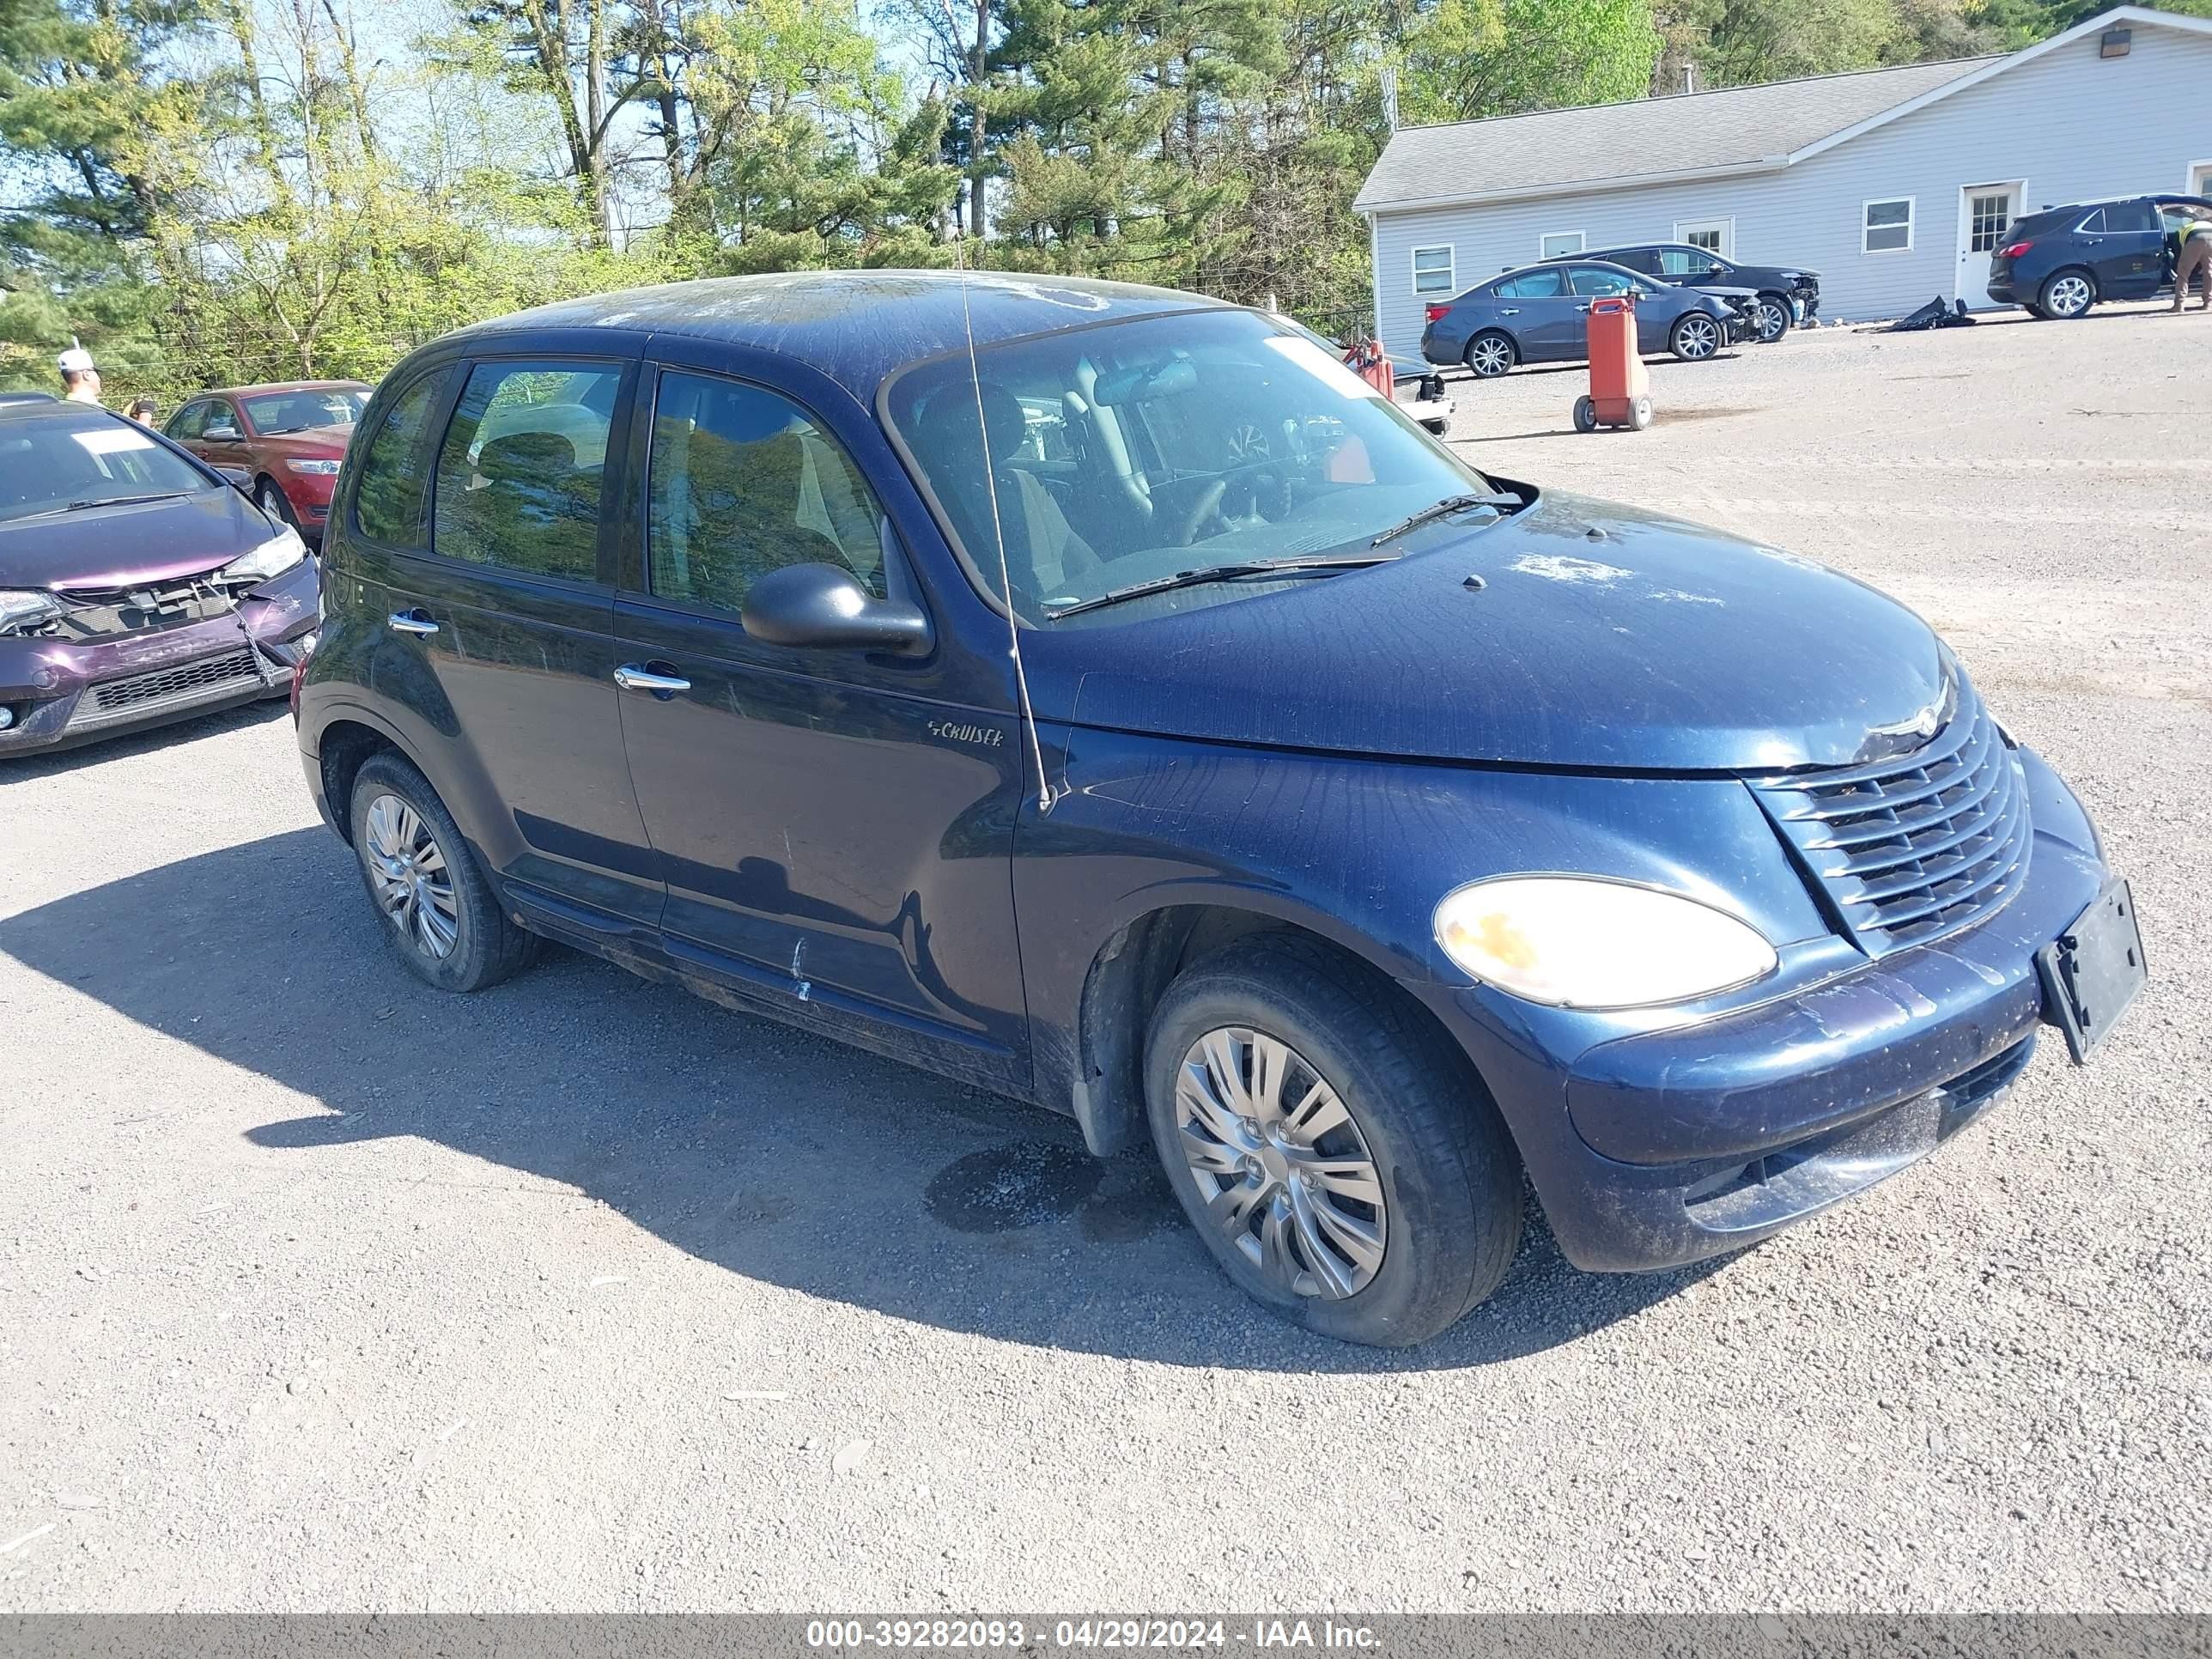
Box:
477;430;575;483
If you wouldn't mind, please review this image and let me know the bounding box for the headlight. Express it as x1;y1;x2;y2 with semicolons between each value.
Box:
0;588;64;637
283;459;341;476
1434;876;1778;1010
221;526;307;585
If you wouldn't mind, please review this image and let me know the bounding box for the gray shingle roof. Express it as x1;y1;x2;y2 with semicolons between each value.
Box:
1355;56;1998;212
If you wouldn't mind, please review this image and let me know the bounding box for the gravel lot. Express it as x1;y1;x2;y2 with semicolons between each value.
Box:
2;302;2207;1614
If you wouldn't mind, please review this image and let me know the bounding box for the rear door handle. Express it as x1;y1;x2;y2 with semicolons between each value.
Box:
386;610;439;636
614;662;690;698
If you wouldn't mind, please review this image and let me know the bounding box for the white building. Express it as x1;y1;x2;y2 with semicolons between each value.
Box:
1355;6;2212;360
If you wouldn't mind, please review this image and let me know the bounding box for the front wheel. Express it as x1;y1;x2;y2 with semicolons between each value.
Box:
2038;269;2095;320
349;751;537;993
1752;295;1792;343
1629;394;1653;430
1572;395;1598;433
1144;935;1523;1347
1670;312;1722;361
253;477;297;528
1464;331;1516;379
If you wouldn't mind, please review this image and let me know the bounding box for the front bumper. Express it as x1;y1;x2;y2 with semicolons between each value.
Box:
1407;747;2119;1273
0;562;319;757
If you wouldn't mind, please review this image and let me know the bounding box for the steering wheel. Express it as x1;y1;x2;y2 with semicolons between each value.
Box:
1170;478;1228;547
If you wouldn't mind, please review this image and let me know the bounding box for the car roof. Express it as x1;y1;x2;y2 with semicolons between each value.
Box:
1489;258;1644;282
0;398;131;428
2028;193;2212;215
438;270;1226;401
0;390;59;406
185;380;371;398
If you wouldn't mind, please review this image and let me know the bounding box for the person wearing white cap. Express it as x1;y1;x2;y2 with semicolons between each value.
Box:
57;343;102;405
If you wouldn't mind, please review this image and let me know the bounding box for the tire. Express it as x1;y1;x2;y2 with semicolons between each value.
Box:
2037;269;2095;320
1629;394;1653;431
1463;331;1516;379
1420;416;1449;437
1572;395;1598;433
1143;934;1522;1347
348;750;537;994
1669;311;1722;361
253;477;297;528
1752;294;1792;343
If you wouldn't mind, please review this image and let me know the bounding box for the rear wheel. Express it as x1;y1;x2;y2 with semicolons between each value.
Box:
1629;394;1653;430
1670;312;1722;361
1144;934;1522;1347
1572;395;1598;433
348;751;536;993
2038;269;2095;320
1464;331;1516;379
1752;294;1792;343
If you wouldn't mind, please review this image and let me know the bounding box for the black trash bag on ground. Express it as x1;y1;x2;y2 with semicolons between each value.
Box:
1887;295;1978;331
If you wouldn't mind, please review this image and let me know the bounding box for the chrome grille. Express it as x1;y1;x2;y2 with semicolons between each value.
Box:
1752;692;2030;955
90;650;262;714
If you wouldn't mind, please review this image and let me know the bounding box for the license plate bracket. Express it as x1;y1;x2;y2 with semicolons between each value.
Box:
2035;878;2148;1064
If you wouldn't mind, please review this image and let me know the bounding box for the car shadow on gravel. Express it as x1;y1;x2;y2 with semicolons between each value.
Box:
0;828;1723;1372
0;696;290;782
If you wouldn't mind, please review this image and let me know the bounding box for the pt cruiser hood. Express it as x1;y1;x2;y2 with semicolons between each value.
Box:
1036;490;1948;772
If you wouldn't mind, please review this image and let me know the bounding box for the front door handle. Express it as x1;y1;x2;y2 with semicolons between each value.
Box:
614;662;691;698
1499;307;1519;315
386;610;439;636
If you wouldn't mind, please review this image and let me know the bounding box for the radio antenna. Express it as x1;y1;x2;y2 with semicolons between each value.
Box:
952;229;1055;813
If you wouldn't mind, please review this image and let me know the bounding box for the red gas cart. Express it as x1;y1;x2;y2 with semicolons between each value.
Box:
1572;294;1653;432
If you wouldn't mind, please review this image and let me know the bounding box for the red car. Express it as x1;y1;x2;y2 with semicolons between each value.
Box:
165;380;370;542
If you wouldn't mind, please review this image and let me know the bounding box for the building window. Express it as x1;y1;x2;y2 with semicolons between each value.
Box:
1675;217;1733;258
1538;230;1583;259
1863;198;1914;253
1412;246;1455;295
1966;191;2014;253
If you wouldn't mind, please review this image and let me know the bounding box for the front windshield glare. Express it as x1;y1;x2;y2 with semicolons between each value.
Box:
0;416;214;524
884;309;1493;623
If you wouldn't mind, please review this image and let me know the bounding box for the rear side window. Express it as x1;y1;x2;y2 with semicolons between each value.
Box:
1494;269;1565;298
1609;248;1659;275
431;360;621;582
647;370;889;614
1657;246;1715;275
2106;199;2155;234
353;368;455;548
2077;207;2108;234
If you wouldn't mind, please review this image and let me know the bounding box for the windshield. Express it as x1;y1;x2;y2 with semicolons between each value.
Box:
884;308;1497;624
0;413;215;524
242;386;366;434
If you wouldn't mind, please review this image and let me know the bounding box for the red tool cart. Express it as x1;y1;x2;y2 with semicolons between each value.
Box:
1573;295;1653;433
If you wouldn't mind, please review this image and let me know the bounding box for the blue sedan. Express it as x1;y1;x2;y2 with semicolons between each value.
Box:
1423;259;1757;377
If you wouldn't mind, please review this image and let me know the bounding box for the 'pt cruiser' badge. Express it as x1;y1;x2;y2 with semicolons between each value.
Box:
927;719;1004;748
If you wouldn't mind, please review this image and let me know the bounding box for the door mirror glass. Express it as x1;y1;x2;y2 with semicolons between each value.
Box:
740;562;931;655
204;423;240;441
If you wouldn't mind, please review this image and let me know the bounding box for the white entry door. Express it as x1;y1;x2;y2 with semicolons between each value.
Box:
1957;181;2024;307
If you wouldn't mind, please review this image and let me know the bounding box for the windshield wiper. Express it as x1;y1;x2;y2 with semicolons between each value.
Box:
67;490;192;511
1046;556;1389;620
1368;491;1522;549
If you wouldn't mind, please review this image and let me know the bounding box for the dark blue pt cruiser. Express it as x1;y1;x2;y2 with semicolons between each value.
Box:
296;273;2145;1346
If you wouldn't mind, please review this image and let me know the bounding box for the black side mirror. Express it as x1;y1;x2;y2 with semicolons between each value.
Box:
741;562;932;655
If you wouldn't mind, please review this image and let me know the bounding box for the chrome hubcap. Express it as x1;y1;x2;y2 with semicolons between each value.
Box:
1680;316;1718;356
1174;1028;1386;1301
363;793;459;959
2051;276;2090;315
1470;338;1510;375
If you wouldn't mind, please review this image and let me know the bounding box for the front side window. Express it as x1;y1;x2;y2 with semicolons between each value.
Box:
647;371;890;614
1863;198;1914;253
354;368;455;548
431;361;620;581
1658;246;1721;276
884;308;1498;624
0;412;217;524
1567;265;1636;297
166;401;212;441
1412;246;1455;295
1494;269;1565;298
